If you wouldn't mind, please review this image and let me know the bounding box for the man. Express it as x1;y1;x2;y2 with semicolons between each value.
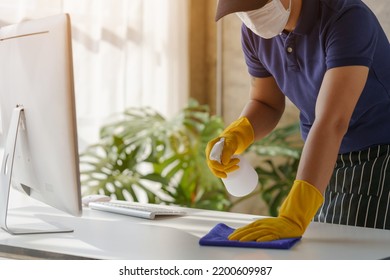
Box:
206;0;390;242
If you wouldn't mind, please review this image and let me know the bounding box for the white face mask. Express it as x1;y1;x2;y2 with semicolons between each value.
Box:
236;0;291;39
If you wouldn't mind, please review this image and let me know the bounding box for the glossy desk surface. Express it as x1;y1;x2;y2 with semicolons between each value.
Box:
1;197;390;260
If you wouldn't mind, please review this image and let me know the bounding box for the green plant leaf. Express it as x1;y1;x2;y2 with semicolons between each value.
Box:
79;99;302;215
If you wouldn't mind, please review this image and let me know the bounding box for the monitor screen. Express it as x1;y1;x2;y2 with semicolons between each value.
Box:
0;14;82;234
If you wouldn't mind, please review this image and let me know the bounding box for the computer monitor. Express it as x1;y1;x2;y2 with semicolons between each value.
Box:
0;14;82;234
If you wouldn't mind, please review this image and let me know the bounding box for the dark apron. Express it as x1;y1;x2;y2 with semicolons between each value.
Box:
313;144;390;230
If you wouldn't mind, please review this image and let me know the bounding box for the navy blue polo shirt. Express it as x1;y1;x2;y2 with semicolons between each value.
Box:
241;0;390;154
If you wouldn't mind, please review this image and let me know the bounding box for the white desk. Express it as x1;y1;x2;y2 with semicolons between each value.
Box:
0;198;390;260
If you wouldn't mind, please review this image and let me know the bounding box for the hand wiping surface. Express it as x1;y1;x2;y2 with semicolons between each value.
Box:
199;223;301;249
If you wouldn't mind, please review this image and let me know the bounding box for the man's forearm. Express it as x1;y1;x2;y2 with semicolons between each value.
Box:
240;99;284;141
296;118;347;193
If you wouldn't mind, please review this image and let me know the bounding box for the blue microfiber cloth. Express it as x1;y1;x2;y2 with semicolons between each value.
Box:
199;223;301;249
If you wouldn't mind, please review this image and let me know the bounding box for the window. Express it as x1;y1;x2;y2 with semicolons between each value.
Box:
0;0;189;148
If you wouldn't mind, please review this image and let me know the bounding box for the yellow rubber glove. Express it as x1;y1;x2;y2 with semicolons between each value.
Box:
205;117;255;178
228;180;324;242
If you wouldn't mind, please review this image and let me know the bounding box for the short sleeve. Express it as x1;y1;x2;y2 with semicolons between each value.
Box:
325;6;378;70
241;24;272;78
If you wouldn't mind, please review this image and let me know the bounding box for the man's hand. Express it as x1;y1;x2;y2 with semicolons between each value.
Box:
205;117;254;178
229;180;324;241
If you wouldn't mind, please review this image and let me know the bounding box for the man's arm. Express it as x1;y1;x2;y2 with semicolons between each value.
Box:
240;76;286;140
296;65;369;193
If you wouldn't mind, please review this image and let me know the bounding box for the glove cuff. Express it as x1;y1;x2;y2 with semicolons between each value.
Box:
221;116;254;154
279;180;324;231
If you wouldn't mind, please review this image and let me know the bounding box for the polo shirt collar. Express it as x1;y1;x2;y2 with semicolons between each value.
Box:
293;0;320;35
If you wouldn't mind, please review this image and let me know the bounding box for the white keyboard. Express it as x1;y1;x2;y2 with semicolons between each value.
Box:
88;201;186;220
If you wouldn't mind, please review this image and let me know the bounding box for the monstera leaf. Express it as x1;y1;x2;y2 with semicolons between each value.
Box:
80;100;231;211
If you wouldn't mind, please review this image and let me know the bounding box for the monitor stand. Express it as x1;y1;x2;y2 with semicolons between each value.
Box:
0;106;74;235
